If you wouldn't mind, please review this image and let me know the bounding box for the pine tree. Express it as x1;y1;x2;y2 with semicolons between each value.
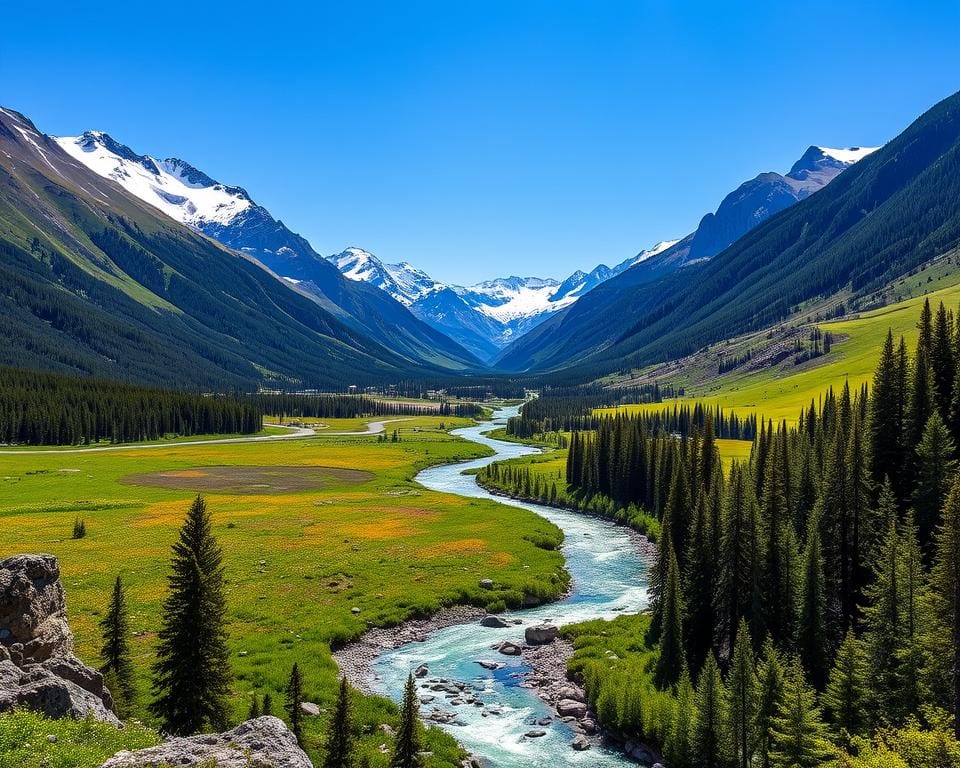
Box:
754;638;784;768
285;663;305;746
922;472;960;738
692;652;730;768
931;301;954;421
665;668;697;768
906;342;935;490
150;495;231;734
822;630;869;743
798;513;828;689
323;677;354;768
685;493;715;675
99;575;135;717
655;544;686;689
263;693;274;716
768;660;834;768
911;411;956;558
390;674;424;768
761;440;798;646
727;619;757;768
248;694;261;719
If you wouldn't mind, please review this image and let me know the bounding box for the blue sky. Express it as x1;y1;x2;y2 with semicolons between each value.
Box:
3;2;959;285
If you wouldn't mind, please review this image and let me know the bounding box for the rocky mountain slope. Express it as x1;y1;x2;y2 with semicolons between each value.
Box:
0;107;476;389
54;131;481;371
495;91;960;377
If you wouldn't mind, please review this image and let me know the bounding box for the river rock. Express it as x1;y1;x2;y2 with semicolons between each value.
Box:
524;624;559;645
496;640;522;656
556;683;586;702
571;735;591;751
414;664;429;678
101;716;311;768
475;659;503;670
479;615;510;628
524;730;547;738
0;554;118;725
479;578;494;590
556;698;588;718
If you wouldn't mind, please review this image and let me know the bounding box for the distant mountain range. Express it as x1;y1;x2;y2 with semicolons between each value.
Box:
326;146;875;363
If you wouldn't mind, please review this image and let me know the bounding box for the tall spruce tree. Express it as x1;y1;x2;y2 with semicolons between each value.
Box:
754;638;785;768
692;652;730;768
100;575;135;717
665;668;697;768
870;330;906;500
822;630;869;742
323;677;354;768
655;545;686;689
150;495;231;734
768;660;834;768
285;663;305;746
931;301;955;421
727;620;757;768
912;411;956;558
390;674;424;768
798;513;829;690
922;472;960;738
685;493;716;675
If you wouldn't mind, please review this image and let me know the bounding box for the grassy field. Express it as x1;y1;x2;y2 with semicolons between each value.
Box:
600;276;960;426
0;415;567;767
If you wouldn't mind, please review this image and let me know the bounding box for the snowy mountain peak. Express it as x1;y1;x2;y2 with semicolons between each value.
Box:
816;145;880;164
55;132;252;227
328;248;444;306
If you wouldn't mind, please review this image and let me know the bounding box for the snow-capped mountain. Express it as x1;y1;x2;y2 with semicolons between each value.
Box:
326;241;681;361
54;130;483;370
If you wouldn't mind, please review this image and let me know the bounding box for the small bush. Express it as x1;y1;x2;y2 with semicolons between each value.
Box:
72;519;86;539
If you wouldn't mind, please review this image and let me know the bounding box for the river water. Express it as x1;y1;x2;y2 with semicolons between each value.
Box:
372;405;651;767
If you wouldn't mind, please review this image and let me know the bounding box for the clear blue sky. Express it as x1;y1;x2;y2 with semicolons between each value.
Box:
3;1;959;285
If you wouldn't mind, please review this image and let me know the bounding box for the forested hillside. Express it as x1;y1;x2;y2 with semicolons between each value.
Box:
529;301;960;765
496;89;960;378
0;108;478;391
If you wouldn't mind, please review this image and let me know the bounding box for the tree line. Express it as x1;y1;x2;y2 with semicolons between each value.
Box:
0;367;261;445
253;393;482;420
560;298;960;765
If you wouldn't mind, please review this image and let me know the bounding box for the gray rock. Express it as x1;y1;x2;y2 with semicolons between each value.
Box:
300;701;321;716
571;735;591;751
556;698;588;718
524;624;559;645
479;578;494;590
556;683;586;703
101;717;311;768
479;615;509;628
0;555;116;724
524;730;547;738
496;640;523;656
414;664;429;678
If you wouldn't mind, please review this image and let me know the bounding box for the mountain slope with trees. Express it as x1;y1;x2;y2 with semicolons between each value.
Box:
0;107;477;390
495;89;960;377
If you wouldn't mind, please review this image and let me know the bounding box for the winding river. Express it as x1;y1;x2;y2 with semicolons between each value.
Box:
372;405;651;767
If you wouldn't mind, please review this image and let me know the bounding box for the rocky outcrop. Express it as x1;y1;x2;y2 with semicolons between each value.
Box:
524;624;559;645
101;716;311;768
0;554;118;725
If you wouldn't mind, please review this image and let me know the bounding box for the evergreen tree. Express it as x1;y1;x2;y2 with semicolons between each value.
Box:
692;652;730;768
798;513;828;689
285;663;305;746
99;575;135;717
150;495;231;734
754;638;785;768
931;301;954;421
665;668;697;768
390;674;424;768
727;620;757;768
655;545;686;689
761;439;798;646
323;677;354;768
263;693;274;716
911;411;956;558
906;342;935;489
248;694;261;720
768;660;834;768
685;493;716;674
922;472;960;738
822;630;869;743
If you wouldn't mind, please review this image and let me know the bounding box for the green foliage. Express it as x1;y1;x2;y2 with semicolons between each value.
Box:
99;576;135;717
768;660;835;768
150;495;232;734
285;663;305;747
390;674;423;768
0;710;158;768
71;518;86;539
322;677;354;768
912;412;956;557
692;652;730;768
823;630;871;742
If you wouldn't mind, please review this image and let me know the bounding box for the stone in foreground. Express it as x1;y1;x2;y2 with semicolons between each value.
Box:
524;624;559;645
101;716;311;768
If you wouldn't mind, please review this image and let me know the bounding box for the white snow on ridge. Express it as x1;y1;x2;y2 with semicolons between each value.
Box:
631;238;681;265
54;132;251;227
817;146;880;164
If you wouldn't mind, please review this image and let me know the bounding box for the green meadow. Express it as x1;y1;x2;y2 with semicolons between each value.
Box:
0;415;567;766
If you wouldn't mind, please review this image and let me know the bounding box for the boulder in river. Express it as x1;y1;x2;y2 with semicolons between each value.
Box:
495;640;523;656
479;615;510;628
556;698;588;718
524;624;559;644
571;735;591;751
